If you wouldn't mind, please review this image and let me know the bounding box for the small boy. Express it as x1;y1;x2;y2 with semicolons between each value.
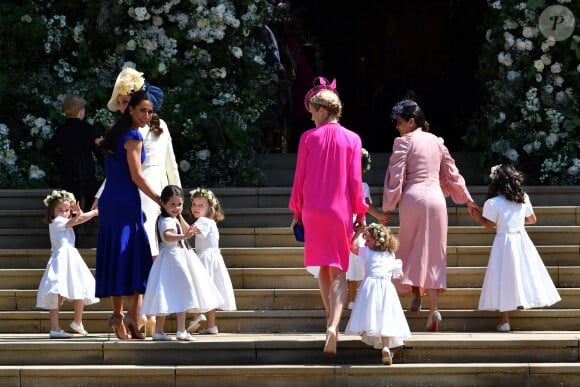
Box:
48;94;100;212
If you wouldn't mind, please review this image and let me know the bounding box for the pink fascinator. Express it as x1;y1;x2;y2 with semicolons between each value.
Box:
303;76;338;112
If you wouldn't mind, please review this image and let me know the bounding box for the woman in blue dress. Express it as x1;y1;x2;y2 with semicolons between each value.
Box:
96;89;161;340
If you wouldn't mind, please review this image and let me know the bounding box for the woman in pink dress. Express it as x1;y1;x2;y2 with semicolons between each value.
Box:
382;99;480;331
289;77;368;357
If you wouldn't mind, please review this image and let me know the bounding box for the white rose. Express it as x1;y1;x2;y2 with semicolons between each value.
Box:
197;149;210;160
550;62;562;74
179;160;190;172
533;60;544;71
523;143;533;154
504;148;519;161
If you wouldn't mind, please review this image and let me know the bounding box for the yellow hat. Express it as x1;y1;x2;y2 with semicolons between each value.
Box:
107;67;145;112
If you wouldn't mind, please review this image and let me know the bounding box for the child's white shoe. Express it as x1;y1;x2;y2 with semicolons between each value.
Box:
69;322;88;336
381;347;392;365
176;331;195;341
50;330;73;339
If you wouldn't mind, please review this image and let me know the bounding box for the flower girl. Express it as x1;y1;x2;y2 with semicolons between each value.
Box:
344;223;411;365
186;187;237;335
141;185;223;341
470;164;561;332
37;190;99;338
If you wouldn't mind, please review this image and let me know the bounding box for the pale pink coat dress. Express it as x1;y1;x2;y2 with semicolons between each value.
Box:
289;122;369;271
383;130;473;295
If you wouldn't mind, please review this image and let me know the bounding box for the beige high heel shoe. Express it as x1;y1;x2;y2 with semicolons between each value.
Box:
323;327;337;357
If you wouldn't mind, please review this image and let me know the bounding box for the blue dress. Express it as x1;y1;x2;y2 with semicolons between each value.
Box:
95;129;152;297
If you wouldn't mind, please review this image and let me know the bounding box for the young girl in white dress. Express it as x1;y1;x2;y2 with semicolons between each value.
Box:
345;223;411;365
470;164;561;332
186;187;237;335
141;185;224;341
37;190;99;338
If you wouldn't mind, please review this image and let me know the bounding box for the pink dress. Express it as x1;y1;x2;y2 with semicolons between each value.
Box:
383;130;472;295
289;122;369;271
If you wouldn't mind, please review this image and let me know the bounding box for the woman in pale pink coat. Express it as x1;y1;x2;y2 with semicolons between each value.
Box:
289;77;368;357
383;100;479;331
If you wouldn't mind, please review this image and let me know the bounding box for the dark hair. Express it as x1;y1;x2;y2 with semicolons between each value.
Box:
156;185;185;245
390;99;430;131
100;89;150;155
487;164;526;203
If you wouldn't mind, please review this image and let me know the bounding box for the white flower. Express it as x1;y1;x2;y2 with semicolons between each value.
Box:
535;73;542;82
523;143;533;154
486;29;493;42
547;36;556;46
491;1;502;10
197;149;210;160
577;64;580;72
522;26;537;38
533;60;544;72
126;39;136;50
550;62;562;74
20;14;32;23
28;165;45;180
546;133;559;148
554;76;564;87
555;91;566;102
544;85;553;94
568;166;579;176
230;46;243;58
179;160;191;172
504;32;515;47
533;140;541;150
540;54;551;65
504;148;519;161
158;62;167;75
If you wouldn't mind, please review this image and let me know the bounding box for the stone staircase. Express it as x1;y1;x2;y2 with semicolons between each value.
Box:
0;153;579;386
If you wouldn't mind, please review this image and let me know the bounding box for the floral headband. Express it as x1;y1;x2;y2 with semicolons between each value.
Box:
190;187;220;209
43;190;75;207
489;164;502;180
362;148;371;173
367;223;387;248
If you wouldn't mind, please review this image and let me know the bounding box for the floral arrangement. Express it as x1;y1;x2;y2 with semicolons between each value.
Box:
464;0;580;185
366;223;387;249
489;164;502;180
0;0;288;188
361;148;371;173
190;186;220;210
43;190;75;207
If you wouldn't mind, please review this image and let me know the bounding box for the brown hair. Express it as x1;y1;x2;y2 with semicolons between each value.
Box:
366;223;399;253
63;94;86;117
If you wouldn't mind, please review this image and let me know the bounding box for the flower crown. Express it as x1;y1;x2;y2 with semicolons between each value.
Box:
362;148;371;173
489;164;502;180
190;187;220;209
367;223;387;248
43;190;75;207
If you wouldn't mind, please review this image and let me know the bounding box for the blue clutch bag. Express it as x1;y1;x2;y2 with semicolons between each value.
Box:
293;224;305;242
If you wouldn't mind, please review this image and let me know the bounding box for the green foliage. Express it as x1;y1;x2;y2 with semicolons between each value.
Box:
0;0;287;187
465;0;580;185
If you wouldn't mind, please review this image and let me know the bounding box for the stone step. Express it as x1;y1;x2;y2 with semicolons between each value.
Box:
1;245;578;269
0;286;574;312
7;206;580;231
1;225;578;249
2;206;578;229
0;265;578;292
1;362;580;387
1;308;579;334
0;332;578;366
1;185;579;211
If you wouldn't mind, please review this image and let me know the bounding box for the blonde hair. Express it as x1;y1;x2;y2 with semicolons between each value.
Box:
63;94;86;117
308;89;342;120
42;190;75;224
189;187;225;222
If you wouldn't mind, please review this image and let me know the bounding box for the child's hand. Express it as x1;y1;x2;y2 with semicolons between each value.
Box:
71;201;83;217
184;224;197;239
